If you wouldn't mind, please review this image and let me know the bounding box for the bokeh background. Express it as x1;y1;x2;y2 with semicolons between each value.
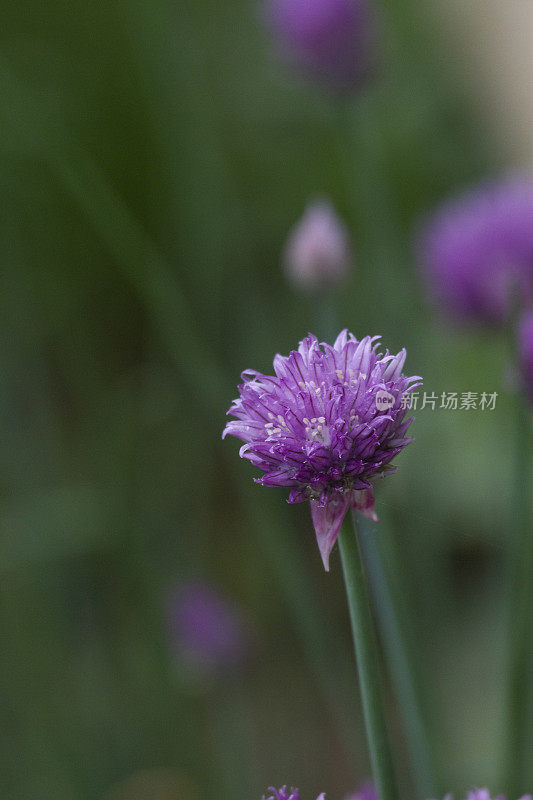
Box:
1;1;531;798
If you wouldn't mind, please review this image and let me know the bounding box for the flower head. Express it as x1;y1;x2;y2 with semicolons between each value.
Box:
223;331;420;570
262;789;325;800
284;199;352;291
418;175;533;325
517;310;533;403
166;580;250;676
266;0;379;93
439;790;532;800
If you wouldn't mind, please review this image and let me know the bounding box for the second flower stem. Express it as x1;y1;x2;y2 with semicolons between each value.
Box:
504;392;532;795
338;512;398;800
357;512;438;800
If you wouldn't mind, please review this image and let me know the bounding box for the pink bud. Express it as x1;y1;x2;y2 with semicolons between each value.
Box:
284;199;352;291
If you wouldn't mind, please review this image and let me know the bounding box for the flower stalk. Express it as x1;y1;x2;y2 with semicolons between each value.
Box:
338;512;398;800
356;512;438;799
504;390;532;795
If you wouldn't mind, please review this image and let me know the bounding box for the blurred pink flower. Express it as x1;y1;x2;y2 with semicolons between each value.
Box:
284;199;351;291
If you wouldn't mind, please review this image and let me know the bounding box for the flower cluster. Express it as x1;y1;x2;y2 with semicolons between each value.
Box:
260;787;532;800
418;175;533;325
451;791;531;800
223;331;420;569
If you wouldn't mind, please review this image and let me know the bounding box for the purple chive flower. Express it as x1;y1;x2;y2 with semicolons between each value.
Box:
438;791;532;800
345;782;377;800
266;0;379;93
517;310;533;403
223;330;420;570
166;580;250;675
284;199;352;291
418;175;533;325
262;788;325;800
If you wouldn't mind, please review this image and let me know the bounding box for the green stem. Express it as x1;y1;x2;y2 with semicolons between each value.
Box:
338;512;398;800
357;513;438;799
209;682;255;800
318;284;437;797
504;392;532;795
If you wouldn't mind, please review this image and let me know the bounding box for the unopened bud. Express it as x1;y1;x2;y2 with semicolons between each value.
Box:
283;199;352;291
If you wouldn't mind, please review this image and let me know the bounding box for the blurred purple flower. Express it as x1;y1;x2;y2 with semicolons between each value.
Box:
260;787;533;800
167;580;250;675
266;0;379;93
262;789;325;800
438;791;532;800
223;330;420;570
418;176;533;325
466;793;502;800
517;311;533;403
345;782;377;800
284;199;352;291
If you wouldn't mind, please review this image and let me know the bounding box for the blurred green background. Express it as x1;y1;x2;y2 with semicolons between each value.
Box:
0;0;526;798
